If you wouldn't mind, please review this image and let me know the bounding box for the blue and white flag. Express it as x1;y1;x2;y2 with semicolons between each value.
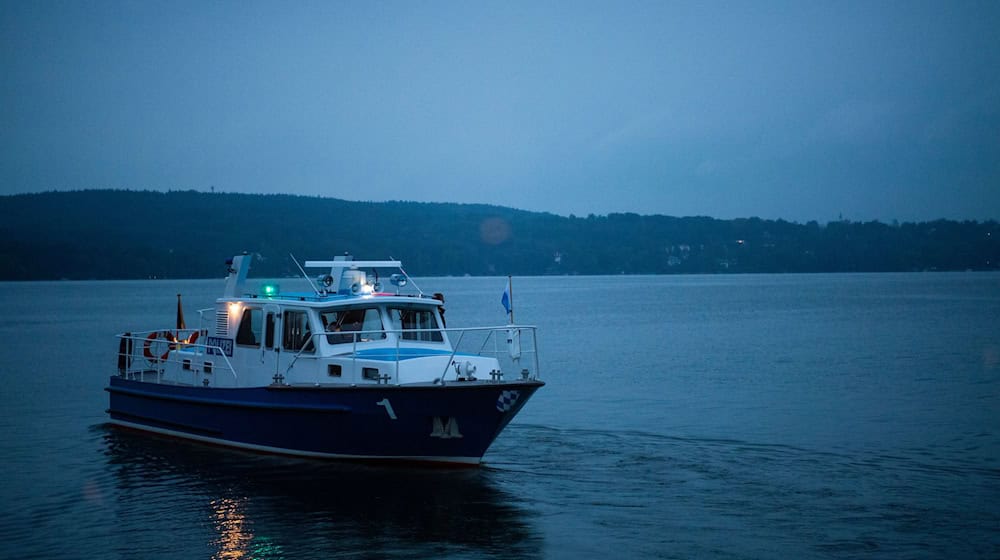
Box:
501;283;511;314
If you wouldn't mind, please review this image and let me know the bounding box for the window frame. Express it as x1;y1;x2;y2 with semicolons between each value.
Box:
320;306;386;345
281;309;315;353
235;307;263;347
388;305;444;343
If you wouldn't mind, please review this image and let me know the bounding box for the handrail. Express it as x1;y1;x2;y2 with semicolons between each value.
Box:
118;324;540;387
436;325;539;382
442;328;469;381
284;328;400;383
280;324;540;383
116;331;239;385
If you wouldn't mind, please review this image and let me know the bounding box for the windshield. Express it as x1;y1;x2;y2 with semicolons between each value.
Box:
321;307;385;344
388;306;443;342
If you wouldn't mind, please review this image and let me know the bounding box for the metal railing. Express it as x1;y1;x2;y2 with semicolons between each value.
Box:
284;325;540;385
116;330;238;386
443;325;540;382
117;324;539;387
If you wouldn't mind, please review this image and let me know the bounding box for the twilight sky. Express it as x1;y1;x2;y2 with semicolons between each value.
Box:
2;1;998;222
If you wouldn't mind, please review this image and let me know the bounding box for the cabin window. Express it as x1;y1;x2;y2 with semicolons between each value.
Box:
321;307;385;345
236;307;263;347
390;307;444;342
264;312;275;349
282;310;314;353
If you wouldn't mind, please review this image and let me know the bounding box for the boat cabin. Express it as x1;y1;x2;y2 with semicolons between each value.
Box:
129;254;524;389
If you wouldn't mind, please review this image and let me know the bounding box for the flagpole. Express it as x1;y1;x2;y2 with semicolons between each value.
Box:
176;293;186;330
508;275;514;324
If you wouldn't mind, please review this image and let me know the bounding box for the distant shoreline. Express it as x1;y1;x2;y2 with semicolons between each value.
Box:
1;190;996;280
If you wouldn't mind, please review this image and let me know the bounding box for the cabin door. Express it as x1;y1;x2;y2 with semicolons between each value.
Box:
262;306;281;379
271;308;316;381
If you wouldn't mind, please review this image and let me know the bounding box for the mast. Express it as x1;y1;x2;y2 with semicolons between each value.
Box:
502;275;514;324
508;275;514;324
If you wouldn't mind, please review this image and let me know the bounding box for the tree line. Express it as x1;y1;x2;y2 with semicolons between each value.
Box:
0;189;996;280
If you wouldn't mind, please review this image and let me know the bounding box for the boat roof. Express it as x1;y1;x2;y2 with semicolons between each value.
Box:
220;253;441;307
220;292;442;306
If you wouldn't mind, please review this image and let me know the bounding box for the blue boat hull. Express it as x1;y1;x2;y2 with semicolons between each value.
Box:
106;377;543;464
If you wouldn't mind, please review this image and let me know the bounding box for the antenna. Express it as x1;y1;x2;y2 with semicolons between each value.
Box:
390;256;424;296
290;253;321;296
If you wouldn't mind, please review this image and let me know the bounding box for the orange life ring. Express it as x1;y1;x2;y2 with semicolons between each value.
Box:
143;331;172;362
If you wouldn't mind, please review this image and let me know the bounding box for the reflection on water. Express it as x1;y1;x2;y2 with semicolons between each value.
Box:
102;427;541;559
211;497;260;560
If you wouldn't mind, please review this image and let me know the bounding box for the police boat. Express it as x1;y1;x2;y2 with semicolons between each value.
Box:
107;254;543;465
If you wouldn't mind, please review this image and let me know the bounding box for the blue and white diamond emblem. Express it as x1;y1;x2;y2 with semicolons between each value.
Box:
496;390;521;412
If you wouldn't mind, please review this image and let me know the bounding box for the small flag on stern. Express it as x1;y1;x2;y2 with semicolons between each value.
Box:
501;276;515;323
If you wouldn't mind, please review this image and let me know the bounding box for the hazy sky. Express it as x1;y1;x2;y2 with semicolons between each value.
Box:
2;1;998;222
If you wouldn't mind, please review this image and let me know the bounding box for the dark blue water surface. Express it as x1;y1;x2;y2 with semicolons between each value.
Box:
1;273;998;559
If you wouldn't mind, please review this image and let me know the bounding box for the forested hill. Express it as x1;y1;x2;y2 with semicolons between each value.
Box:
0;190;997;280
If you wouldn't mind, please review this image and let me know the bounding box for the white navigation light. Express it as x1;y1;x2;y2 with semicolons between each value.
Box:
390;274;407;287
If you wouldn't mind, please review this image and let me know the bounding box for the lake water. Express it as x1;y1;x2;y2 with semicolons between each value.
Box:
1;273;998;559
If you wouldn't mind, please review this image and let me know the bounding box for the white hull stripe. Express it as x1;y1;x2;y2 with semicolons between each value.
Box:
107;419;482;465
